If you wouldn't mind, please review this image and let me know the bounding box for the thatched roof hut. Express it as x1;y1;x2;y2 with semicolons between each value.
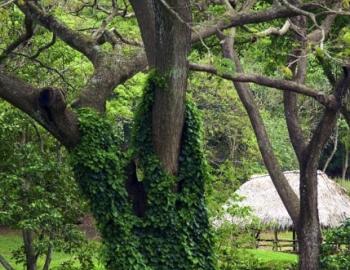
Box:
219;170;350;230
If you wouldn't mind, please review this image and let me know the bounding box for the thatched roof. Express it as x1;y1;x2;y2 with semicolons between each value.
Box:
219;170;350;230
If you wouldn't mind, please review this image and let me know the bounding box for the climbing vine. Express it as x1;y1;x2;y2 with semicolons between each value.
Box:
69;72;215;270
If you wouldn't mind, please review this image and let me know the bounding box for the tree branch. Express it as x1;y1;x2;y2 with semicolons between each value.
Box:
306;67;350;168
0;254;14;270
73;49;148;112
220;35;300;225
0;68;79;147
192;2;317;42
18;1;100;64
283;14;308;162
12;52;74;90
189;62;336;108
255;19;291;37
0;16;34;64
30;33;56;59
322;124;338;172
0;0;15;8
129;0;156;66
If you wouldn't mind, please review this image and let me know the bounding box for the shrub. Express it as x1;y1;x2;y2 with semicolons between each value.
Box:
320;218;350;269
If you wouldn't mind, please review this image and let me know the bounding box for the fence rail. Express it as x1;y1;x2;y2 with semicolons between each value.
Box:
256;238;298;251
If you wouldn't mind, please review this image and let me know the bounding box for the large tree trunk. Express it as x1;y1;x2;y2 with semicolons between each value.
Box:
298;168;321;270
22;229;37;270
152;0;192;174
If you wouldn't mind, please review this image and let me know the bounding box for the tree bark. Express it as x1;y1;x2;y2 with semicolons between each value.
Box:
298;67;350;270
221;35;300;225
322;125;338;172
152;0;192;174
42;245;52;270
342;147;349;180
0;254;15;270
298;168;321;270
22;229;37;270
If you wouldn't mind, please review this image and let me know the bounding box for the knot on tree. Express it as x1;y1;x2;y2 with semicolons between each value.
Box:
38;87;67;112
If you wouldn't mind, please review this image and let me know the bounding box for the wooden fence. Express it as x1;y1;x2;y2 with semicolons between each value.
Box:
256;238;298;252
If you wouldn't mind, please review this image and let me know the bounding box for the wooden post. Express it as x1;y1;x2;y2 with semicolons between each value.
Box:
273;229;278;251
292;229;297;252
255;230;261;249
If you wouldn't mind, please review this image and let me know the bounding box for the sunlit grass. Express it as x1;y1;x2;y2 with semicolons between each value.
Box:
0;232;104;270
1;231;300;269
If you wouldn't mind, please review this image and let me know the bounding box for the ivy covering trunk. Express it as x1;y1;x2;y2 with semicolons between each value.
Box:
70;74;215;270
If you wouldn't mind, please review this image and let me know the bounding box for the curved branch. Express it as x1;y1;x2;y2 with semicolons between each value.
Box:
30;33;56;59
0;254;14;270
73;49;148;112
18;1;100;63
0;69;79;147
220;36;300;226
192;2;317;42
189;62;336;108
306;67;350;167
0;16;33;64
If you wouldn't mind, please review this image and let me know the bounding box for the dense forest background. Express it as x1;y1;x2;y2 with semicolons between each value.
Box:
0;0;350;269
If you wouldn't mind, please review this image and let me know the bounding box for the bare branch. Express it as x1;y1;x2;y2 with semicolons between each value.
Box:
306;67;350;167
283;15;308;162
322;124;338;172
279;0;319;27
12;52;75;90
192;2;317;42
0;254;14;270
307;2;341;47
0;16;34;64
30;33;56;59
92;6;118;41
111;29;142;47
0;0;15;8
189;62;336;108
18;1;100;63
255;19;291;37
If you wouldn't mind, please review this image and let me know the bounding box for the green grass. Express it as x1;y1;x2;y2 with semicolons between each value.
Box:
244;249;298;269
245;249;297;264
0;232;104;270
1;232;298;269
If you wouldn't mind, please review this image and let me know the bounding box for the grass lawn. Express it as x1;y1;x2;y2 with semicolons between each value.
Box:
1;232;298;269
244;249;298;269
246;249;297;264
0;232;104;270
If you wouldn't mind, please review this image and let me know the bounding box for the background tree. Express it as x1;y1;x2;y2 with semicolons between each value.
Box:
0;103;90;270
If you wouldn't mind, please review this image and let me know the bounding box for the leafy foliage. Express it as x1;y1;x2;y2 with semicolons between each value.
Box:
70;72;215;270
320;218;350;269
0;103;88;269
